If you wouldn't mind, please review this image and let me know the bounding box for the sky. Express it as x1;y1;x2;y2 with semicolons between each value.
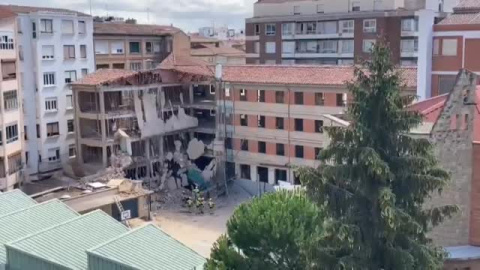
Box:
5;0;256;32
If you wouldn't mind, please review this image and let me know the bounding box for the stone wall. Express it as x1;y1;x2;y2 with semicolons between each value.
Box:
429;70;477;246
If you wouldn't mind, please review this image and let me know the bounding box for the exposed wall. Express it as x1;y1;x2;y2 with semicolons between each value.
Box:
428;70;476;246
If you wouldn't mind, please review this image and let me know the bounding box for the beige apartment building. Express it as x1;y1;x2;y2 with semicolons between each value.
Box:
94;22;190;71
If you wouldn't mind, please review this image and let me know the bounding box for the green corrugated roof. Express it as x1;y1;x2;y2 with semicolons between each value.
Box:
6;210;128;270
88;224;206;270
0;199;79;265
0;189;36;216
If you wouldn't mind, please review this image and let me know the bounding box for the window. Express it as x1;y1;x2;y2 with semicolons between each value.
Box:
0;34;14;50
265;24;276;36
317;21;337;34
295;118;303;131
61;20;74;34
130;62;142;71
341;40;354;53
402;18;417;32
2;61;16;80
225;138;232;149
146;42;153;54
81;69;88;76
276;91;284;103
265;42;276;54
43;72;55;86
45;97;57;112
282;41;295;54
315;120;324;133
442;39;457;56
276;143;285;156
6;124;18;143
254;42;260;54
401;39;418;53
24;126;27;141
351;1;360;11
306;22;316;34
319;40;337;53
80;45;87;58
66;94;73;109
63;45;75;59
69;144;76;157
258;141;266;153
94;40;109;54
241;139;248;151
258;115;265;128
3;90;18;111
154;42;161;53
48;148;60;162
317;3;324;13
40;19;53;33
32;22;36;38
363;39;376;53
8;152;22;174
254;24;260;35
240;114;248;126
18;46;24;61
258;90;265;102
129;42;141;53
315;92;324;105
433;39;440;55
78;20;86;34
336;93;347;106
438;75;457;95
276;117;284;130
65;70;77;83
110;41;124;54
41;45;54;59
294;5;300;14
36;124;40;138
315;147;322;160
46;122;59;137
17;18;22;33
401;59;417;66
295;145;304;158
240;89;247;101
295;92;303;105
67;119;74;133
282;23;294;35
240;164;251;179
363;19;376;33
340;20;354;33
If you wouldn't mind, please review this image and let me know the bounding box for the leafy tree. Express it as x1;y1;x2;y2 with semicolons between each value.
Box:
205;190;324;270
299;42;458;269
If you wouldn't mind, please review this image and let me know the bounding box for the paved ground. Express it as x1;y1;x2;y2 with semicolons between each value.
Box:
151;183;252;257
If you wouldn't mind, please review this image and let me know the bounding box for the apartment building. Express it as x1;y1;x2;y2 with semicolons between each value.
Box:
0;5;95;177
428;1;480;98
93;22;191;71
0;12;24;191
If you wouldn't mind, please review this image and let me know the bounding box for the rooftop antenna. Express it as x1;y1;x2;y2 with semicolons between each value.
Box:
89;0;92;16
147;7;150;23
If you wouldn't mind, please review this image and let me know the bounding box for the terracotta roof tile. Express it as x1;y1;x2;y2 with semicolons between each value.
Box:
0;4;90;16
191;45;245;57
407;94;449;122
72;69;136;86
438;13;480;25
221;65;417;88
94;23;180;36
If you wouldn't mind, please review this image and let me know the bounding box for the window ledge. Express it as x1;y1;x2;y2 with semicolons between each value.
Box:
46;135;60;139
45;110;58;113
66;107;74;110
43;85;56;89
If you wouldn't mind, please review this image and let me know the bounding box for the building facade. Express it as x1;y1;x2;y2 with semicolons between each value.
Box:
0;13;24;191
93;22;191;71
429;2;480;98
2;5;96;178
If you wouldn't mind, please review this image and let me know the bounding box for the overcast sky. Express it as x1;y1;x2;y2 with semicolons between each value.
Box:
5;0;256;32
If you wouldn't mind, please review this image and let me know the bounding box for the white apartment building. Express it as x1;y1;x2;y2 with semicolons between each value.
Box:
0;14;24;191
1;5;95;178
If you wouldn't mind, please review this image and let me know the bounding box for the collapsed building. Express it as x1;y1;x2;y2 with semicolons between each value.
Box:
71;58;221;191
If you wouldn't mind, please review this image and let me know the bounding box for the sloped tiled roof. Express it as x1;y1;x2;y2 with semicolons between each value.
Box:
88;224;206;270
454;0;480;12
72;69;136;86
160;53;215;77
0;4;90;16
191;44;246;57
0;199;79;265
221;65;417;88
0;189;36;216
94;22;180;36
438;13;480;25
6;210;128;270
407;94;449;122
